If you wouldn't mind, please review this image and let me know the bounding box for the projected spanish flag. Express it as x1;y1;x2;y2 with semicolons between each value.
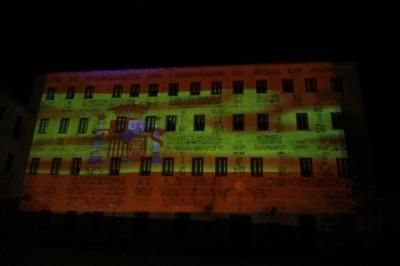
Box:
20;63;353;214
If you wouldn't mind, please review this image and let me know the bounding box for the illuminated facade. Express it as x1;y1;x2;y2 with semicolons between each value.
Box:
21;63;362;224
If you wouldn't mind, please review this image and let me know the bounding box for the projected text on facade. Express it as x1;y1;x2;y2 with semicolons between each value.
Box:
21;63;353;214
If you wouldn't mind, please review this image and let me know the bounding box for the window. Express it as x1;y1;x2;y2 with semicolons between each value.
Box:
59;118;70;134
70;158;81;175
109;157;121;175
257;113;269;130
215;157;227;176
66;87;75;99
148;84;159;96
330;77;343;92
140;157;152;176
337;158;349;177
113;85;123;98
331;112;344;130
165;115;177;131
162;157;174;176
84;86;95;99
193;115;205;131
29;158;40;175
78;118;89;134
305;78;318;92
250;157;263;176
211;81;222;95
168;83;179;96
46;88;55;100
232;114;244;131
115;116;127;133
233;80;244;94
4;153;14;173
38;118;49;134
190;82;201;95
130;84;140;97
300;158;313;177
296;113;309;130
282;79;294;93
145;116;156;132
12;115;23;138
192;158;204;176
256;80;268;93
50;158;62;175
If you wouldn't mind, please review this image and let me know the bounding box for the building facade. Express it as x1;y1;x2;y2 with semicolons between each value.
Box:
20;63;366;227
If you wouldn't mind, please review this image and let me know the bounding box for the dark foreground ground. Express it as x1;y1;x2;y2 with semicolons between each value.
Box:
0;211;391;266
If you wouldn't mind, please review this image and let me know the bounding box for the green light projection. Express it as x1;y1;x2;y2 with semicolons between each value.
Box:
21;66;352;214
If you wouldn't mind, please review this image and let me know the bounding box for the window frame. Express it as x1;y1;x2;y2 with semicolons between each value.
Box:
162;157;174;176
130;84;140;97
145;116;156;132
140;157;152;176
38;118;49;134
168;83;179;96
29;158;40;175
282;79;294;93
66;87;76;99
165;115;177;132
215;157;228;176
148;83;159;97
232;80;244;94
190;82;201;95
46;88;55;100
256;80;268;94
192;157;204;176
250;157;263;177
300;157;313;177
211;81;222;95
78;118;89;134
112;84;123;98
110;157;121;175
257;113;269;130
336;158;349;177
58;118;70;134
71;157;81;176
330;77;343;92
50;158;62;175
232;114;244;131
331;112;344;130
296;113;309;130
12;115;23;139
4;153;14;173
115;116;127;133
84;86;95;99
193;114;205;131
305;78;318;92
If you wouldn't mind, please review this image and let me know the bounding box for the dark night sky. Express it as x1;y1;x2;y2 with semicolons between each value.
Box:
0;3;397;197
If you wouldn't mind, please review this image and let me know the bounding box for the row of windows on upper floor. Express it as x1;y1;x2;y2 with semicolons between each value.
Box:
45;78;344;100
28;157;349;178
37;112;344;134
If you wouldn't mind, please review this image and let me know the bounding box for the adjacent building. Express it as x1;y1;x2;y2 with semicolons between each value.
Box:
0;86;41;212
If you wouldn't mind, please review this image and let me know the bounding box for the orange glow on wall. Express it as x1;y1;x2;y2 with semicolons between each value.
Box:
20;63;353;214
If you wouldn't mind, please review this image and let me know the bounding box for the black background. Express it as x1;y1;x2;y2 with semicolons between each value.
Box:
0;3;396;198
0;3;398;264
